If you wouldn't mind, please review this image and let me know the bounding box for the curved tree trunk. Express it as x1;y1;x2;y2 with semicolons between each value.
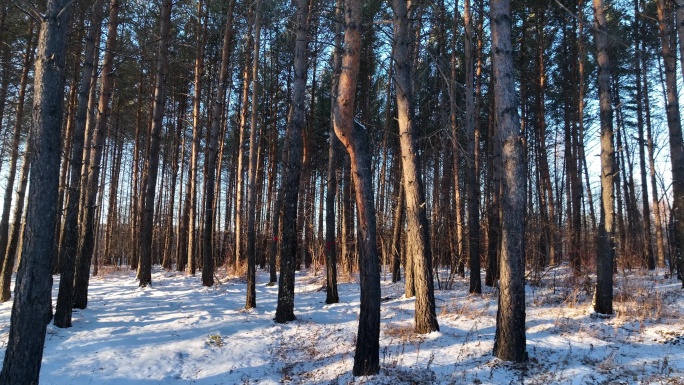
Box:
333;0;381;376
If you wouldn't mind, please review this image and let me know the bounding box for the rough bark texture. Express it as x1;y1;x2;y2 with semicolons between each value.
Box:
490;0;527;363
334;0;381;376
593;0;615;314
0;140;30;303
0;0;71;382
204;0;236;286
139;0;172;287
325;7;342;302
73;0;120;309
275;0;311;323
245;0;262;309
0;23;33;299
657;0;684;286
464;0;481;294
392;0;439;334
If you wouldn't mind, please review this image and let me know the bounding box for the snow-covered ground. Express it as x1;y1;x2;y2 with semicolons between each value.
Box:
0;265;682;384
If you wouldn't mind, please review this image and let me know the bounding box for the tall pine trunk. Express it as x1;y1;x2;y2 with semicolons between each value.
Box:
593;0;616;314
73;0;120;308
491;0;527;362
392;0;439;334
275;0;311;323
138;0;172;286
0;0;71;381
333;0;381;375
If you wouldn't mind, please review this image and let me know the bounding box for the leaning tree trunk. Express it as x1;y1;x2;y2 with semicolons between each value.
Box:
392;0;439;334
275;0;311;323
491;0;527;363
333;0;381;376
657;0;684;286
593;0;616;314
0;0;71;382
138;0;172;287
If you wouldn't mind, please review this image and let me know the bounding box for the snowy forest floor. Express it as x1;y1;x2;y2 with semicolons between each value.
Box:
0;265;682;385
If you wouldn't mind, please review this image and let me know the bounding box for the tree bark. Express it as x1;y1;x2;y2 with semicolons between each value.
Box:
138;0;172;286
0;20;34;301
275;0;311;322
593;0;615;314
491;0;527;363
392;0;439;334
0;136;30;302
0;0;71;382
203;0;236;286
657;0;684;286
73;0;120;308
334;0;381;375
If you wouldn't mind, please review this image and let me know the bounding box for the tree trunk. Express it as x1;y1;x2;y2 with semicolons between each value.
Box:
657;0;684;286
204;0;236;286
234;11;254;269
0;136;30;302
334;0;381;375
464;0;481;294
275;0;311;323
0;21;34;297
325;0;342;303
641;40;666;269
73;0;120;308
593;0;615;314
138;0;172;287
392;0;439;334
491;0;527;363
245;0;262;309
391;179;404;283
0;0;71;381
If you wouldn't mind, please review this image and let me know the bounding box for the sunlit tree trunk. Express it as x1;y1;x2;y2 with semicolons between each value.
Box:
657;0;684;285
333;0;381;375
491;0;527;362
275;0;311;322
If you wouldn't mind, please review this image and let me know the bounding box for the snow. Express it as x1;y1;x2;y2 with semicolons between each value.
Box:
0;265;682;384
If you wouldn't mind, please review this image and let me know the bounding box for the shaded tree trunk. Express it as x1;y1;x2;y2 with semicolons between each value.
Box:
138;0;172;287
0;0;71;381
73;0;120;309
593;0;615;314
204;0;236;286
